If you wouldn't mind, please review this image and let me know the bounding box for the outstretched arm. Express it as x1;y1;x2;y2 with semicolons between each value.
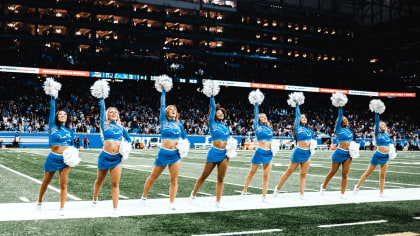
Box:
49;97;56;133
293;104;301;134
159;90;167;125
209;96;216;127
100;98;106;131
253;104;259;131
335;107;343;133
374;113;380;138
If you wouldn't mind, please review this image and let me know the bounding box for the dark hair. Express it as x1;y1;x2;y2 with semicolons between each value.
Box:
334;116;348;135
215;104;227;121
292;113;309;141
55;109;71;129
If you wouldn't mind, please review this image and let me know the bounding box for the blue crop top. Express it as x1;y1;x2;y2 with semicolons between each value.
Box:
160;90;187;140
209;96;230;141
374;113;392;146
335;107;353;143
49;97;74;146
293;104;314;142
254;104;273;142
100;98;131;142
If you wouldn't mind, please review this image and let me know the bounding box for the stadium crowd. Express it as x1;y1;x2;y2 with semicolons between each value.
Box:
1;77;418;150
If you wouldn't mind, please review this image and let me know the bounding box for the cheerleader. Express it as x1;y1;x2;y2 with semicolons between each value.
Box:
141;75;189;210
241;89;278;201
354;99;396;197
320;93;359;198
37;78;80;215
274;92;315;199
190;80;237;207
91;80;132;213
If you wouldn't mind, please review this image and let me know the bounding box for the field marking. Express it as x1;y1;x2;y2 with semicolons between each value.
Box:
0;188;419;222
413;217;420;220
197;192;213;196
19;197;30;202
157;194;170;197
0;164;81;201
119;195;129;199
18;149;418;189
191;228;283;236
318;219;388;228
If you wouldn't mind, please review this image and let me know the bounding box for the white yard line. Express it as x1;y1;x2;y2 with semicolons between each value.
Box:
19;197;30;202
191;229;283;236
0;164;81;201
318;220;388;228
197;192;213;196
0;188;419;222
119;195;129;199
157;194;170;198
413;217;420;220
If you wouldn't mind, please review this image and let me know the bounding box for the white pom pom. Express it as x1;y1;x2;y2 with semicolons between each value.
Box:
330;93;348;107
287;92;305;107
310;139;317;155
388;144;397;160
226;137;238;158
90;79;110;99
202;80;220;97
43;77;62;99
248;89;265;105
119;140;132;160
349;141;360;158
369;99;386;114
154;75;173;93
271;139;280;157
63;146;80;167
176;138;190;158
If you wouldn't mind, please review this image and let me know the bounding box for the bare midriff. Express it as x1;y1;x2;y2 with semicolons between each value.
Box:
103;140;121;154
377;146;389;154
297;141;311;149
50;145;68;154
338;142;350;150
161;139;178;150
213;140;227;149
257;140;271;150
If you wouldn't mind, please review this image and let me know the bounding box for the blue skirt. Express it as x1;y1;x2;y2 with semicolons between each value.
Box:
332;148;351;163
43;152;67;172
98;151;122;169
370;151;389;165
251;148;273;165
206;147;227;163
290;147;311;163
154;148;180;166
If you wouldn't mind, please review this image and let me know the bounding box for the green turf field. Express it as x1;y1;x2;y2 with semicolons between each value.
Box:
0;148;419;235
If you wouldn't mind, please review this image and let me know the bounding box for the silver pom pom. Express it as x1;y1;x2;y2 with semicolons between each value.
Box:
349;141;360;158
176;138;190;158
119;140;132;160
248;89;265;105
388;143;397;160
43;77;62;99
63;146;80;167
287;92;305;107
310;139;317;155
90;79;110;99
226;137;237;158
271;139;280;157
369;99;386;114
330;93;348;107
154;75;173;93
202;80;220;97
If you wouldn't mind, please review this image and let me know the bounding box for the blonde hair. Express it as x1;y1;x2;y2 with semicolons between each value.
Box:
259;113;271;128
165;105;179;122
106;107;121;126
